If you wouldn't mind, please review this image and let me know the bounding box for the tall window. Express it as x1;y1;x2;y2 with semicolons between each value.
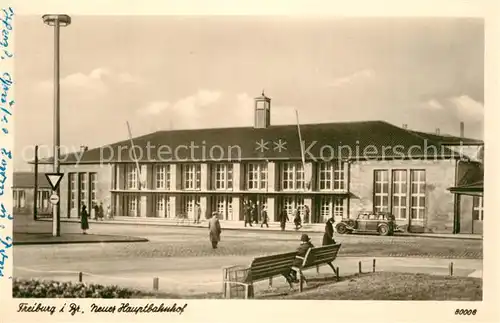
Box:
246;163;267;190
128;195;138;217
13;190;25;208
410;170;426;220
79;173;88;207
69;173;77;209
156;194;171;217
281;162;304;190
392;170;407;219
182;164;201;190
318;162;345;191
374;170;389;213
472;196;484;221
214;195;233;220
281;196;305;217
90;173;97;206
12;190;17;208
320;197;344;222
37;190;50;210
126;165;138;189
155;165;171;190
181;195;200;217
213;164;233;190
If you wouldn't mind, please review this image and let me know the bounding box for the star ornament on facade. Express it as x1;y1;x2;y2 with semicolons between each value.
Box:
273;139;287;152
255;139;269;153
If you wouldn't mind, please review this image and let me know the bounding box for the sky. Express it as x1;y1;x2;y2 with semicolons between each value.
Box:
14;16;484;170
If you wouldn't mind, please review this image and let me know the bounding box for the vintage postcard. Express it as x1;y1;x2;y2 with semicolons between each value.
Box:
0;0;498;322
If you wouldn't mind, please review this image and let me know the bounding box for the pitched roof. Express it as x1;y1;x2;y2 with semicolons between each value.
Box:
35;120;462;164
409;130;483;146
13;172;51;188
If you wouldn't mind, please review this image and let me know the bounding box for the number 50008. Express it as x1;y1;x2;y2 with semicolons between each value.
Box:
455;309;477;315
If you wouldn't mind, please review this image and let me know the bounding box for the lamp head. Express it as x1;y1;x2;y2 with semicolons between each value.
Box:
42;14;71;27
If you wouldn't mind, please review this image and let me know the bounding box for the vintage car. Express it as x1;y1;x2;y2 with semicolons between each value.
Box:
335;212;399;236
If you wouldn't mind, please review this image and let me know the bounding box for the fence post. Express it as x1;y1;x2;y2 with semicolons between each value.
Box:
373;259;376;273
78;272;83;282
358;261;362;274
222;268;226;298
153;277;159;291
336;267;340;281
268;277;273;288
449;262;454;276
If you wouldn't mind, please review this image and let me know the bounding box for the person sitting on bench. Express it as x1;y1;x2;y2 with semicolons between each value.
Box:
286;234;314;283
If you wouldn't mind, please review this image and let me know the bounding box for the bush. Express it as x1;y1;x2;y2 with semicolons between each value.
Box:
13;278;141;298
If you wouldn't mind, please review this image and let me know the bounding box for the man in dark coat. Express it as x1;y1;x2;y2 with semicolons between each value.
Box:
244;202;252;227
280;208;289;231
293;208;302;230
322;217;336;245
251;203;258;224
92;203;99;221
98;202;105;221
80;203;89;234
260;206;269;228
208;212;222;249
287;234;314;283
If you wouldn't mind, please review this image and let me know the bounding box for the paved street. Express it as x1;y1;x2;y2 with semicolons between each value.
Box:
13;215;483;297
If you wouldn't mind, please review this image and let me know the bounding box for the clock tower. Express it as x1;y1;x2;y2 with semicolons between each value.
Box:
254;91;271;129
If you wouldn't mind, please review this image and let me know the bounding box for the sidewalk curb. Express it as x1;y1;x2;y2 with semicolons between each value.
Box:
38;218;482;241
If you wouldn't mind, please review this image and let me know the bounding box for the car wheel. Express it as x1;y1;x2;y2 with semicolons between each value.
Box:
336;223;348;234
378;224;389;236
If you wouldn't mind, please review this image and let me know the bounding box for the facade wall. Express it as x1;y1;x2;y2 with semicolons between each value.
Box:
349;159;456;233
34;157;463;233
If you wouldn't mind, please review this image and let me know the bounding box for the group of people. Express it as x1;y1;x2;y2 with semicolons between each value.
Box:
242;201;269;228
79;202;113;234
279;205;310;231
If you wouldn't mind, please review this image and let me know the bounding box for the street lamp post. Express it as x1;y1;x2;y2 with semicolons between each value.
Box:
43;14;71;237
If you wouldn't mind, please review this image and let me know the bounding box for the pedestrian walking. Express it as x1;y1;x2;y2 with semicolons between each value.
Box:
98;202;104;221
293;208;302;230
322;217;336;246
244;202;252;227
280;208;289;231
208;212;222;249
251;203;259;224
80;203;89;234
92;202;99;221
260;205;269;228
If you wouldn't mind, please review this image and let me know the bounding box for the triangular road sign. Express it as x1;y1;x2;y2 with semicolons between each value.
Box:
45;173;64;191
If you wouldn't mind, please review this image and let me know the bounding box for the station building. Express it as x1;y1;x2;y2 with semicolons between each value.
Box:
32;93;484;234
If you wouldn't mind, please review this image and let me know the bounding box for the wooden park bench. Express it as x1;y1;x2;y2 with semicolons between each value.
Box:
222;251;298;299
293;243;342;292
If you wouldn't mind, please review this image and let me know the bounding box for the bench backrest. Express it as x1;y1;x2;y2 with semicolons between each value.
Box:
301;244;342;269
247;251;297;282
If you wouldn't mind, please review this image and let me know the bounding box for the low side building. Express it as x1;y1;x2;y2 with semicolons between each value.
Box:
12;172;52;216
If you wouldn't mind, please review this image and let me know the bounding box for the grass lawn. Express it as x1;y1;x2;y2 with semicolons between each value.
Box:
266;272;482;301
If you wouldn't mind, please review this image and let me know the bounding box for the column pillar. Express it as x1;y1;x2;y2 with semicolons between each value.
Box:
232;195;241;221
169;195;176;218
233;163;241;191
201;163;208;191
200;195;208;220
268;162;276;192
267;196;276;222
